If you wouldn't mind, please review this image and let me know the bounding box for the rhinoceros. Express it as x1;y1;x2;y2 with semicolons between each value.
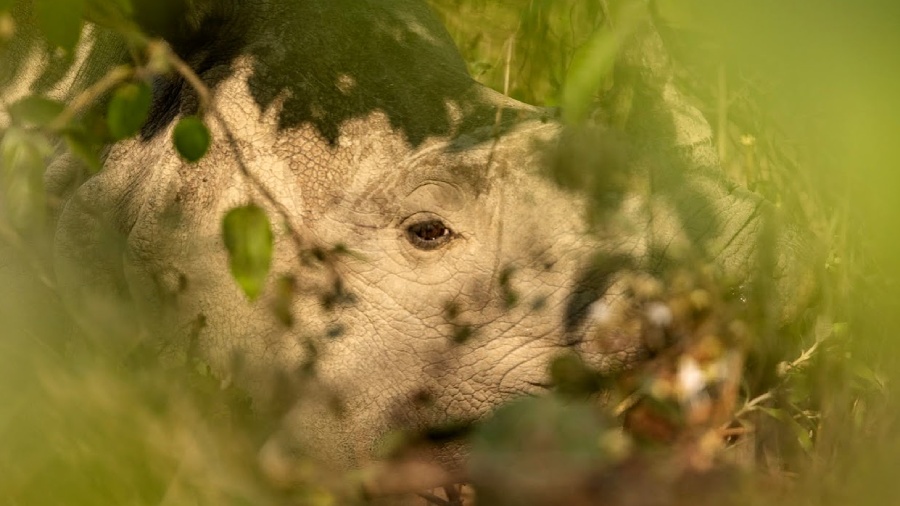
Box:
0;0;812;488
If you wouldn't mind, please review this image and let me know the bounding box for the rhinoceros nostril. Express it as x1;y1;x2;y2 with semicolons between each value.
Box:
564;254;632;338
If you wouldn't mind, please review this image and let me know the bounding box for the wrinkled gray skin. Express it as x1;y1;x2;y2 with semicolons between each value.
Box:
2;0;811;485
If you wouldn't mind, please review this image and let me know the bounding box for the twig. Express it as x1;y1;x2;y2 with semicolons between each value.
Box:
417;491;452;506
502;35;513;98
162;43;298;241
160;40;345;283
613;390;641;417
785;341;821;372
489;35;514;139
730;391;773;422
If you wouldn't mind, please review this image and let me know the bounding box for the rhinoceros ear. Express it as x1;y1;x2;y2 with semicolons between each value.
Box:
131;0;243;59
131;0;211;37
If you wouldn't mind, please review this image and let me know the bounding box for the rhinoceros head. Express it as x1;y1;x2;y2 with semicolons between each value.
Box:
43;0;812;477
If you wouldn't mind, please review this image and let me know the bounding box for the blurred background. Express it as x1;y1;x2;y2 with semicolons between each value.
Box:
2;0;899;504
429;0;900;502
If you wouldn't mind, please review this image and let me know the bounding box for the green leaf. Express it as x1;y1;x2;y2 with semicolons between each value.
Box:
549;353;609;396
172;116;210;162
272;274;297;327
63;130;102;173
107;81;152;140
758;406;786;421
831;321;849;338
0;12;15;43
34;0;84;52
560;0;646;124
85;0;133;17
653;0;700;32
0;127;53;230
560;28;616;123
847;359;885;392
222;205;273;300
786;417;814;453
7;95;65;128
470;396;611;500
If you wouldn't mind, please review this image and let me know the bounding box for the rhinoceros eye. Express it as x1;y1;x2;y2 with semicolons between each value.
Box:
406;219;453;250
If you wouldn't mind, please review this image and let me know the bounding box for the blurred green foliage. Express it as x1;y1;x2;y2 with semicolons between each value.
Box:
0;0;898;504
106;80;151;139
173;115;210;162
223;204;274;301
431;0;900;503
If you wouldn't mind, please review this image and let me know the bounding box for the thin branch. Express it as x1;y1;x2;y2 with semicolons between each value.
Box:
613;390;641;417
160;41;343;281
786;341;821;372
502;35;513;97
161;43;294;234
417;491;452;506
731;391;773;422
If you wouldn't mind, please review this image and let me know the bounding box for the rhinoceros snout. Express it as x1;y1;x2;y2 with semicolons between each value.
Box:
560;254;662;375
563;254;634;337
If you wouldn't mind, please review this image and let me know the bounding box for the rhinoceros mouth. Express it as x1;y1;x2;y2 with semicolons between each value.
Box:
524;380;554;390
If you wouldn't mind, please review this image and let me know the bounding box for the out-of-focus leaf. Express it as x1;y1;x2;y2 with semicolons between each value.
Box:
81;107;112;142
560;0;646;123
222;205;273;300
469;60;492;77
84;0;135;35
470;396;612;504
0;11;15;44
34;0;84;52
549;352;609;396
847;359;885;392
372;429;412;460
472;396;608;456
271;274;296;327
7;95;65;128
86;0;132;17
831;322;849;339
561;26;616;123
758;406;786;421
0;127;53;229
786;416;813;453
172;116;210;162
63;130;102;173
107;81;152;140
653;0;702;33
